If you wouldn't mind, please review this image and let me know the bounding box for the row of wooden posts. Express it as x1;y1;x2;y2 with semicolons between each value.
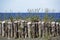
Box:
0;20;60;38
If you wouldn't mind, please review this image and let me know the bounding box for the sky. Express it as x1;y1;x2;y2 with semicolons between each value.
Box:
0;0;60;13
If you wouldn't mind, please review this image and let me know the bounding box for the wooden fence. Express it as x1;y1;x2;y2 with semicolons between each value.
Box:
0;20;60;39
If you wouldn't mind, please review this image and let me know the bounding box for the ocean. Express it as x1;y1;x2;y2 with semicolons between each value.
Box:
0;13;60;21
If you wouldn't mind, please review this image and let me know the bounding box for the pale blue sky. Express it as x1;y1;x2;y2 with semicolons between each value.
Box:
0;0;60;12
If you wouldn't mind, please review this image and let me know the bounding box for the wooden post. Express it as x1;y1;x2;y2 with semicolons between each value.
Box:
17;21;20;38
24;21;27;38
21;20;25;38
2;21;5;37
59;24;60;35
41;21;44;38
18;21;21;38
32;22;35;38
27;22;31;38
8;22;12;38
38;21;41;38
56;22;59;36
0;23;2;36
14;21;17;38
8;21;12;39
48;22;51;36
51;22;55;37
35;22;39;38
14;21;19;38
